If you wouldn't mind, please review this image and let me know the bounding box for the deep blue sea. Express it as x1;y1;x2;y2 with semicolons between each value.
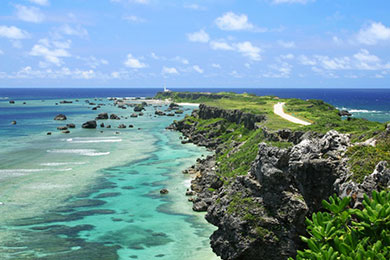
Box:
1;88;389;122
0;88;389;260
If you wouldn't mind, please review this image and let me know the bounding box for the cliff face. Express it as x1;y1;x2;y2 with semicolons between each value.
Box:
169;106;390;260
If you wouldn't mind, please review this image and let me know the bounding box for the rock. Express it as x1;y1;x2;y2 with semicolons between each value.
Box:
92;107;98;110
338;110;352;117
193;200;208;212
129;125;134;128
167;113;175;117
66;123;76;128
82;120;97;129
9;100;15;104
110;114;120;120
139;112;144;116
130;113;138;118
134;104;145;112
47;132;51;135
57;126;68;131
54;114;67;120
185;190;195;196
100;123;105;128
96;113;109;120
62;130;70;134
106;125;111;128
23;102;26;104
160;189;169;194
11;120;16;125
175;110;184;114
155;110;166;116
60;100;73;104
118;124;126;129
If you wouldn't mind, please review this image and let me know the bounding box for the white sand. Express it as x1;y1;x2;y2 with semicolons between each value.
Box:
274;102;311;126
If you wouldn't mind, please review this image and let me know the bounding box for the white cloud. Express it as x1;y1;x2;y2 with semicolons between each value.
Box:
210;41;234;50
124;54;147;69
15;5;44;23
29;38;71;66
263;62;292;78
301;49;390;71
28;0;49;6
234;41;262;61
356;22;390;45
280;54;295;60
272;0;313;4
298;55;316;66
277;40;296;48
215;12;260;31
173;56;189;64
79;56;109;68
59;24;88;38
187;29;209;43
193;65;204;73
123;15;146;23
211;63;221;69
162;66;179;75
333;36;343;45
184;4;206;11
0;26;30;39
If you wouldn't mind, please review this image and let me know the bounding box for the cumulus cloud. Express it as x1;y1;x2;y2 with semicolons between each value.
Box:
187;29;209;43
215;12;266;32
162;66;179;74
193;65;204;73
234;41;262;61
210;41;234;50
356;22;390;45
301;49;390;71
29;38;71;66
28;0;49;6
124;54;147;69
277;40;296;48
211;63;221;69
0;25;30;39
59;24;88;38
15;5;45;23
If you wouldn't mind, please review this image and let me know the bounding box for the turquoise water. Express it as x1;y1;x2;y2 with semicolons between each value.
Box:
0;98;218;259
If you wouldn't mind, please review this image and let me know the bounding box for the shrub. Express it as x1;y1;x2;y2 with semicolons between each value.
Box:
290;191;390;260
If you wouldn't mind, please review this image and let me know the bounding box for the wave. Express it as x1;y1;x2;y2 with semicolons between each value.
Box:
47;149;110;156
66;137;122;143
337;107;382;113
0;97;9;100
0;168;72;177
40;162;87;166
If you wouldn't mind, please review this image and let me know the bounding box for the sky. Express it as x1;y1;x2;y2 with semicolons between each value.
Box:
0;0;390;88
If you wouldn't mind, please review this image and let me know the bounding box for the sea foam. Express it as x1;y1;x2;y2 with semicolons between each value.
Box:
66;137;122;143
47;149;110;156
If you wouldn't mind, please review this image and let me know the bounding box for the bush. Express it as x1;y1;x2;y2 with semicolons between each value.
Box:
290;191;390;260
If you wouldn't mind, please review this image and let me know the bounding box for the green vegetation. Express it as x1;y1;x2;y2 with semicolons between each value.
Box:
291;191;390;260
347;134;390;183
161;91;388;184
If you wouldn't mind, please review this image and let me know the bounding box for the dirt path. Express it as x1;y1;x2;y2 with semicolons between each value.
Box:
273;102;311;126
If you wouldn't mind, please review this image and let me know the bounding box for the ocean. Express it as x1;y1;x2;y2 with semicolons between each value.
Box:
0;88;389;260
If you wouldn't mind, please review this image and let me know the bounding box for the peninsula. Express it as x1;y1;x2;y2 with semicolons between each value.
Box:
156;91;390;260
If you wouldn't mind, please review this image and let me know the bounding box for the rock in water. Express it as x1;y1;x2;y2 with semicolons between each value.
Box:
9;100;15;104
160;189;169;194
96;113;109;120
118;124;126;129
66;123;76;128
11;120;16;125
57;126;68;131
54;114;67;120
110;114;120;120
82;120;97;129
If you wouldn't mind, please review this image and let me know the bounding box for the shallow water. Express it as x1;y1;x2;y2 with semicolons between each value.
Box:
0;98;218;259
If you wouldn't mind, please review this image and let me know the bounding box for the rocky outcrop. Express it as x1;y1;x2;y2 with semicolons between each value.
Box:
338;110;352;117
54;114;67;120
157;91;227;100
96;113;109;120
197;104;266;130
82;120;97;129
110;114;120;120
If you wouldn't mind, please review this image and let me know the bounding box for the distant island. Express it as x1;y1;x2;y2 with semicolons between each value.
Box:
156;91;390;260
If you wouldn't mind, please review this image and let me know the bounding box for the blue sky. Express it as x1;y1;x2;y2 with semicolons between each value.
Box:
0;0;390;88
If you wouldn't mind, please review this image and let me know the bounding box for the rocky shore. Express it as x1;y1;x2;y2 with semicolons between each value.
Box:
168;104;390;260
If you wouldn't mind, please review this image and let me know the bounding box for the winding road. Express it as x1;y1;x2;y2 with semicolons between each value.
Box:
273;102;311;126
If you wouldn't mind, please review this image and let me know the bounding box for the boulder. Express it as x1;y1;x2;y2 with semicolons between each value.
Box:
160;189;169;194
82;120;97;129
134;104;145;112
66;123;76;128
60;100;73;104
62;130;70;134
54;114;67;120
129;124;134;128
155;110;166;116
338;110;352;117
9;100;15;104
100;123;105;128
130;113;138;118
47;132;52;135
11;120;16;125
118;124;126;129
106;125;111;128
96;113;109;120
57;126;68;131
110;114;120;120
